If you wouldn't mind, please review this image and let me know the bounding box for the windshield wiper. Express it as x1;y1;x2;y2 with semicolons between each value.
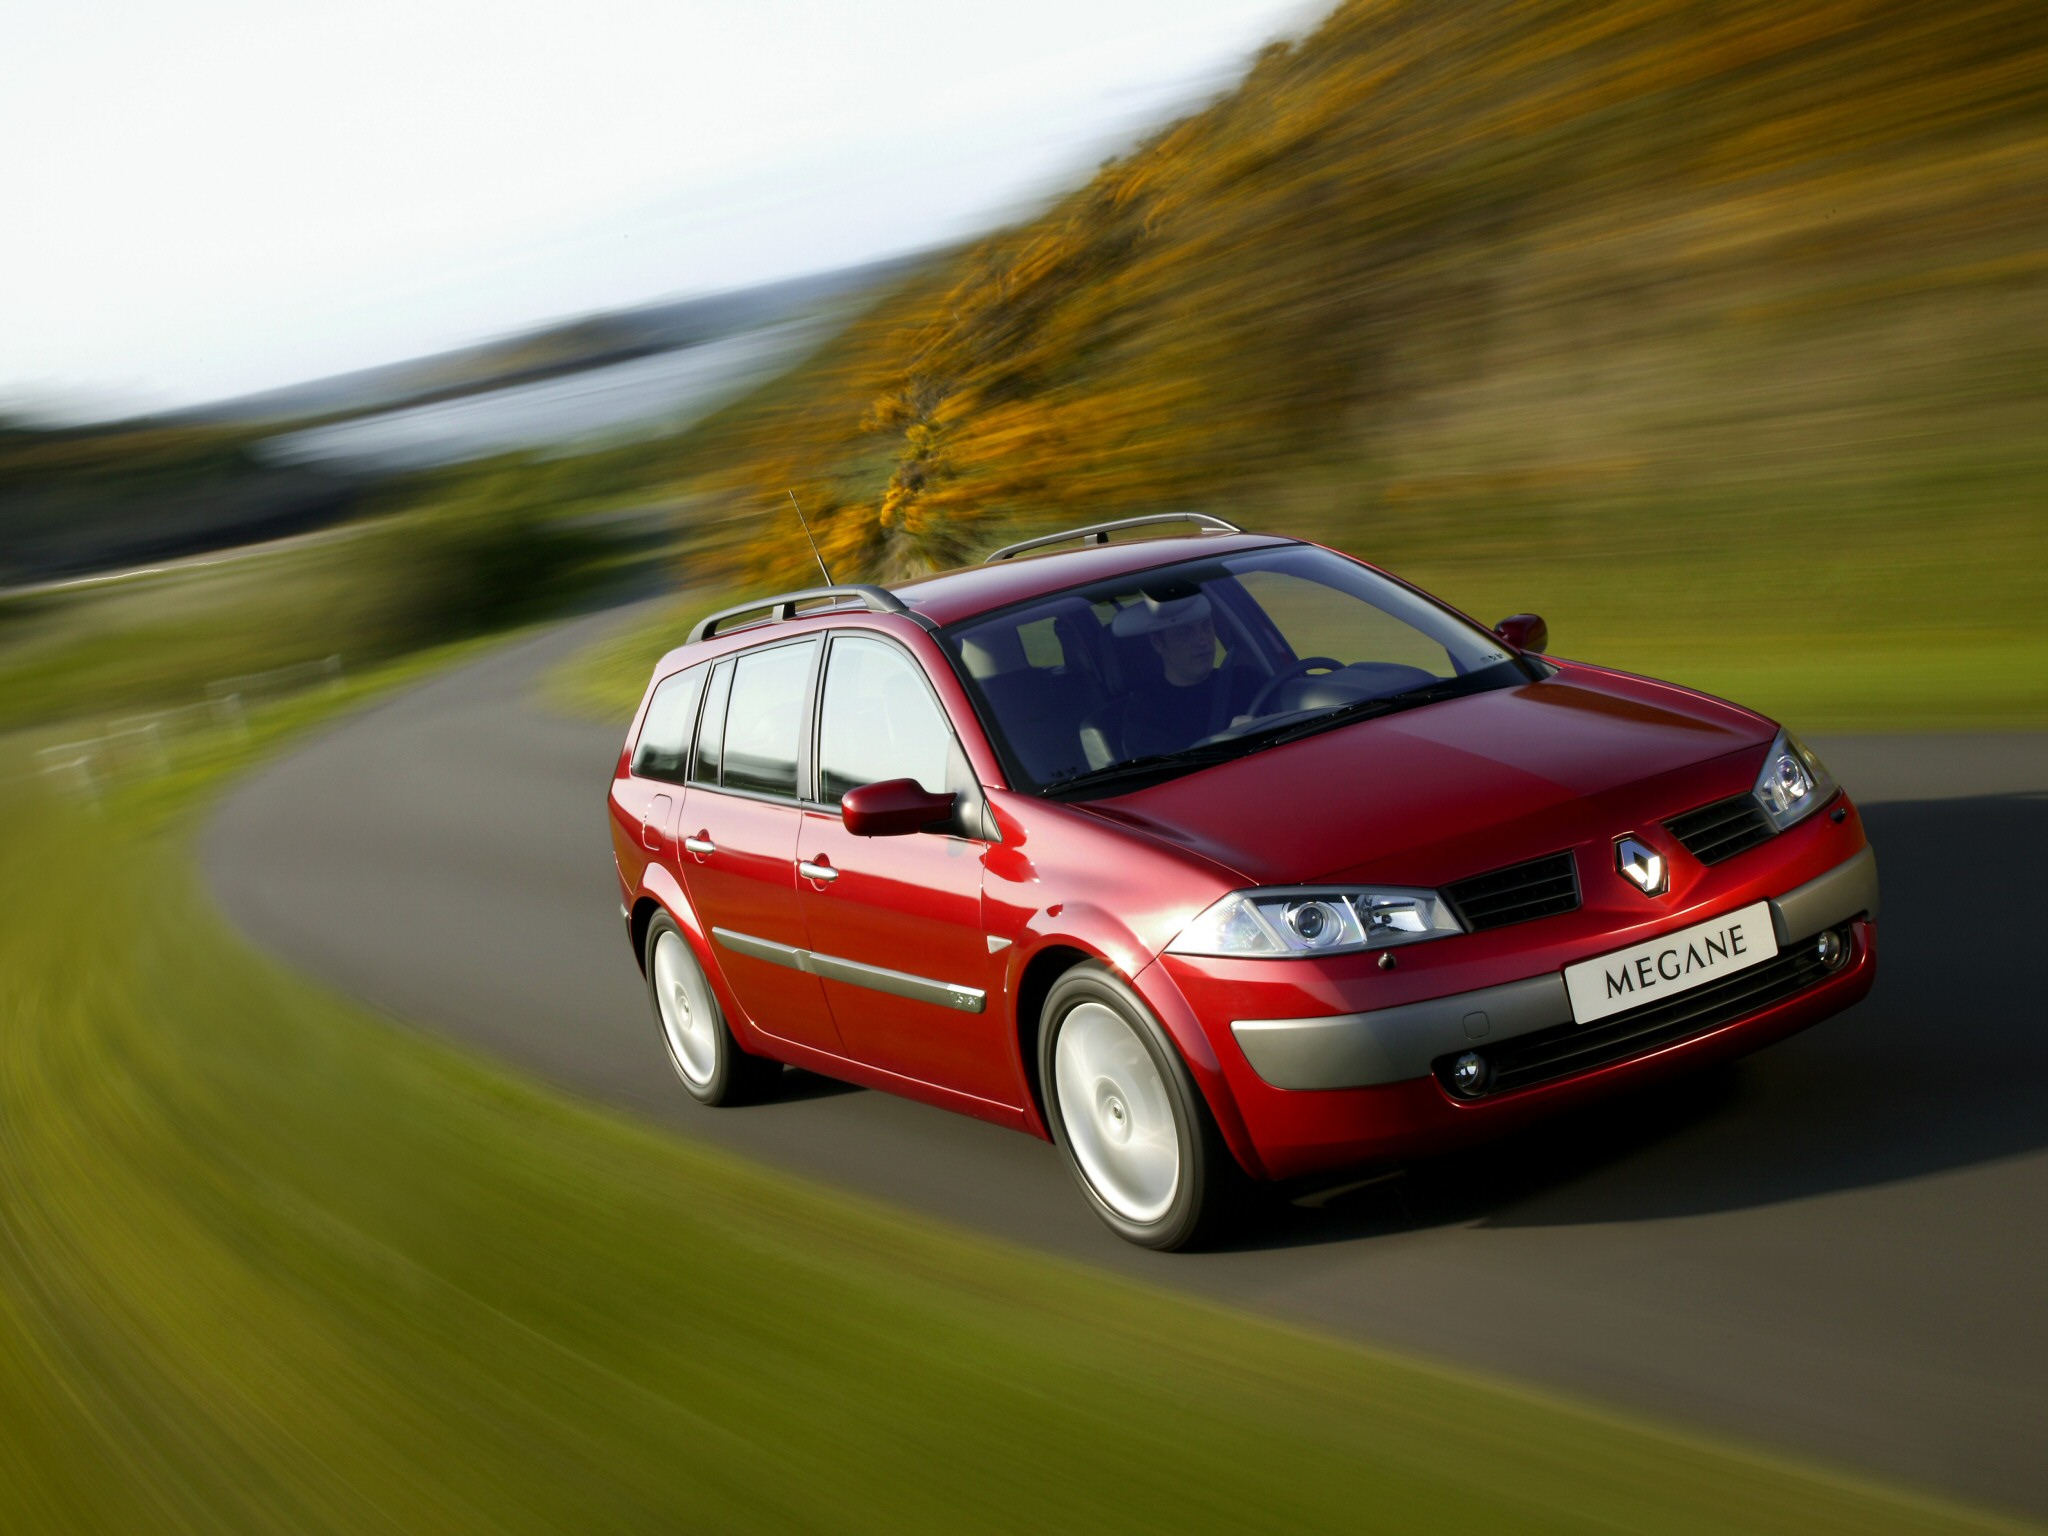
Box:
1039;680;1481;797
1244;678;1475;752
1039;741;1245;798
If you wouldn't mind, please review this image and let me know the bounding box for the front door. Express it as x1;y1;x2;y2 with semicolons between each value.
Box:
795;632;1015;1107
678;641;840;1052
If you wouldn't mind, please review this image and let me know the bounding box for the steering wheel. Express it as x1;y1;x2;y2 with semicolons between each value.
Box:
1247;656;1344;717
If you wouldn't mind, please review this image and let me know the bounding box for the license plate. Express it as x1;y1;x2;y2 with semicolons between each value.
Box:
1563;901;1777;1025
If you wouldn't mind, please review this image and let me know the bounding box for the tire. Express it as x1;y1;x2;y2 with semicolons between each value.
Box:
644;911;783;1106
1038;962;1241;1250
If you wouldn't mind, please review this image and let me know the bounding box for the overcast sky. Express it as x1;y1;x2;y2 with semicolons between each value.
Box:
1;0;1314;421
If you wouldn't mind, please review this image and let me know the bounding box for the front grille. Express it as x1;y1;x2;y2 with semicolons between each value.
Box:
1436;925;1848;1098
1443;852;1581;932
1666;792;1775;865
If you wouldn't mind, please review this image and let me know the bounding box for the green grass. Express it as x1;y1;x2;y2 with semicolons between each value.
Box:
1262;459;2048;734
0;542;380;730
1398;554;2048;735
0;648;2036;1533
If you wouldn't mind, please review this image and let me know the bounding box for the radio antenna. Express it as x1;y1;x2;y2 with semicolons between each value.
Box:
786;490;834;587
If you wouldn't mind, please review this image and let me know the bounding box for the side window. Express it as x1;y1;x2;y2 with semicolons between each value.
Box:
720;640;818;798
690;659;735;787
631;664;707;782
817;636;955;804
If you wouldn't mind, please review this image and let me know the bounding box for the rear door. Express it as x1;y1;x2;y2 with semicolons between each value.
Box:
677;639;840;1052
795;632;1016;1107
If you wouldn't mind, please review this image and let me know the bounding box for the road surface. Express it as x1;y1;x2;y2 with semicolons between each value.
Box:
203;611;2048;1520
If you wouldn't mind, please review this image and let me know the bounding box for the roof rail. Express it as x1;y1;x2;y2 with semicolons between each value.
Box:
983;512;1243;564
686;585;924;644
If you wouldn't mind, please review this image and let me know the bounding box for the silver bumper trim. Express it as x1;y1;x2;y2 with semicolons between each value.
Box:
1768;845;1879;945
1231;845;1879;1092
1232;973;1571;1092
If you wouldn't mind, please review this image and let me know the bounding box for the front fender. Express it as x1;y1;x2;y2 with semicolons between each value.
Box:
982;786;1256;1168
998;913;1266;1181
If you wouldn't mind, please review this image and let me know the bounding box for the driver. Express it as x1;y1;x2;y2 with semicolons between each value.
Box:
1096;591;1258;760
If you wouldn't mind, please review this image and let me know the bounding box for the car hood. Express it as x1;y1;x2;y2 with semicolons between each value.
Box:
1074;670;1771;886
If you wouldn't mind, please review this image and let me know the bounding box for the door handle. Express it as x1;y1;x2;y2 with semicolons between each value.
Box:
796;859;838;884
683;834;716;857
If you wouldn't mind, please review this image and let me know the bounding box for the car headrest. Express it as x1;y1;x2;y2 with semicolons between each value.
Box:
1109;591;1212;638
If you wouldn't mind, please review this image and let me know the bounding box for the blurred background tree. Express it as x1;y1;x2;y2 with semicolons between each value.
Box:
354;465;613;651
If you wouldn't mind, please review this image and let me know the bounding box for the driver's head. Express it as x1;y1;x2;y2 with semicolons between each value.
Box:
1148;611;1216;686
1112;589;1218;688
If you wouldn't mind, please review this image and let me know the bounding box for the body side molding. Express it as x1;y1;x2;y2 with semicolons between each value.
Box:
711;926;987;1014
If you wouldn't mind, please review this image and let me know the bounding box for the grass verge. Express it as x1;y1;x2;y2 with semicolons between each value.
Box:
0;652;2034;1534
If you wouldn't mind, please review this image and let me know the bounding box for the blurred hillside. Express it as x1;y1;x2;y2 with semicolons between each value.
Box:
0;260;911;588
670;0;2048;726
181;257;920;429
0;419;363;587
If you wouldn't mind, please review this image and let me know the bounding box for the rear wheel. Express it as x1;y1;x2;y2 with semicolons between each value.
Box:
645;912;782;1105
1039;963;1240;1250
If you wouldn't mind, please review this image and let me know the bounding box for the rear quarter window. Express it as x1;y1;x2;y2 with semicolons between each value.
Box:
631;664;707;782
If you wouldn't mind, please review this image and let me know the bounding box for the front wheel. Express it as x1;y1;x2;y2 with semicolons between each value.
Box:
645;912;782;1105
1039;963;1241;1250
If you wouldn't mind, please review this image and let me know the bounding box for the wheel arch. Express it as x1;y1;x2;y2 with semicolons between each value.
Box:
628;864;775;1038
1012;943;1093;1135
1007;935;1266;1181
629;895;664;972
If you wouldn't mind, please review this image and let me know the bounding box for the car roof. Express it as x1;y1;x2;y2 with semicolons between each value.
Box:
890;531;1297;629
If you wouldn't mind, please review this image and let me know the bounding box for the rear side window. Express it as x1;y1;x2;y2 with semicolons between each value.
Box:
817;635;955;804
720;640;818;798
690;659;735;787
631;664;707;782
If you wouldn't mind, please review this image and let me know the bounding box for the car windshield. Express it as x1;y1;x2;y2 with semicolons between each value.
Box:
942;544;1534;797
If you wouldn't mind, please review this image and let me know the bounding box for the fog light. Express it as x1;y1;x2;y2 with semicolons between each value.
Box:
1815;929;1848;971
1448;1051;1491;1099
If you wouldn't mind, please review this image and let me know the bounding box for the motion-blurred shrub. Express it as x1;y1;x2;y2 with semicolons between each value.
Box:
352;463;612;650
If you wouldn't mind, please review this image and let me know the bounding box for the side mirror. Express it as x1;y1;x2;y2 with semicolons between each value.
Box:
1494;613;1549;655
841;777;957;837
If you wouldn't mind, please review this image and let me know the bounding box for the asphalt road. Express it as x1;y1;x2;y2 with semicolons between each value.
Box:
203;611;2048;1520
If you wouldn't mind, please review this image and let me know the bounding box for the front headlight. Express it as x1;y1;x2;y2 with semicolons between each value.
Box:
1752;727;1838;832
1166;886;1464;958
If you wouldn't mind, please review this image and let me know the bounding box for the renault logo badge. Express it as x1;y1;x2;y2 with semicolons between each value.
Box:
1615;836;1668;896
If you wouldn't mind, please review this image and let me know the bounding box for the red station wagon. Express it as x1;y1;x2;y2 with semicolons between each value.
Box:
609;515;1879;1248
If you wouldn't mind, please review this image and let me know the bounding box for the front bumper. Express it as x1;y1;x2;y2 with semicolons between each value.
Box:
1230;844;1879;1092
1139;800;1881;1183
